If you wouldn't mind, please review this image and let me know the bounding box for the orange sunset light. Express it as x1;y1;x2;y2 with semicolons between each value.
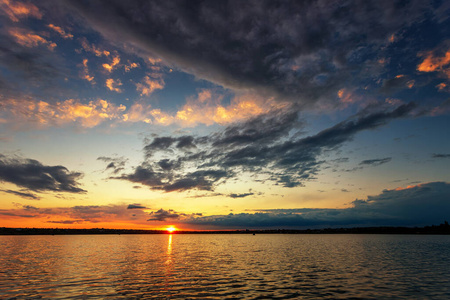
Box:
166;226;177;233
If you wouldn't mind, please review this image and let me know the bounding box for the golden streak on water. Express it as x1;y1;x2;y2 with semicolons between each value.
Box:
167;234;172;256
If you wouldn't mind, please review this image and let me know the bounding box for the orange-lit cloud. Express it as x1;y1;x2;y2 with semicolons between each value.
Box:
52;99;126;127
9;28;56;50
102;56;120;73
47;24;73;39
122;103;174;125
106;78;123;93
148;57;162;65
1;90;288;129
176;90;285;126
122;103;153;124
337;88;356;105
0;0;41;22
122;90;274;127
149;109;174;125
436;82;447;91
394;183;425;191
124;62;139;72
79;37;110;57
79;58;95;83
378;58;387;65
1;98;126;128
417;49;450;79
388;34;396;43
336;88;369;110
136;75;165;96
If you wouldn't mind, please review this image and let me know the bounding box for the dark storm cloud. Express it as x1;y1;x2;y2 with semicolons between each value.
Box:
63;0;434;105
359;157;392;166
181;182;450;228
109;103;415;192
0;156;86;193
127;204;146;209
1;189;40;200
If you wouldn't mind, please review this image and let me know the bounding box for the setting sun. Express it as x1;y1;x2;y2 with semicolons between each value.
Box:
166;226;176;233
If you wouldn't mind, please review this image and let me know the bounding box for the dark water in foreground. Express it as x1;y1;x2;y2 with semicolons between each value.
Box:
1;234;449;299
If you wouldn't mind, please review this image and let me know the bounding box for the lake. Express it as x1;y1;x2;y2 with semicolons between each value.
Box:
1;234;449;299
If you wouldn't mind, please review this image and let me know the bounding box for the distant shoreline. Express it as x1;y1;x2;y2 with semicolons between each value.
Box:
1;222;449;235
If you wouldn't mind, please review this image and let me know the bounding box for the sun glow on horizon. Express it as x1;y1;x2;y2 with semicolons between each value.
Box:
166;226;176;233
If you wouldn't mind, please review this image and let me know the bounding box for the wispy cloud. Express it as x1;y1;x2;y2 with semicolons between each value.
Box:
8;28;56;51
79;58;95;83
47;24;73;39
1;189;40;200
78;37;110;57
136;75;164;96
228;193;254;198
0;0;42;22
359;157;392;166
97;156;128;174
127;204;147;209
105;102;415;192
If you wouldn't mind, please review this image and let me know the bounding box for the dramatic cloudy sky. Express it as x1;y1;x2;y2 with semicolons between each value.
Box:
1;0;449;230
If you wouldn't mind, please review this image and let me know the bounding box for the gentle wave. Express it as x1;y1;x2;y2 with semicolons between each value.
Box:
1;234;450;299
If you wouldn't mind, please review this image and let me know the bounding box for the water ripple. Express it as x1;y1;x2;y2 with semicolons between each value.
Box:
1;234;450;299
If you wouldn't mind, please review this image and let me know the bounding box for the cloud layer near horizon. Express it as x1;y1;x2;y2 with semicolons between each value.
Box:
1;182;449;228
174;182;450;228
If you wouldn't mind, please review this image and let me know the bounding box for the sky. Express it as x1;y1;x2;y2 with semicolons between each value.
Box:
0;0;449;230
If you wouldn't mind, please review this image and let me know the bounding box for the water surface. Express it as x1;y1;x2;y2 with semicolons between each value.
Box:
1;234;449;299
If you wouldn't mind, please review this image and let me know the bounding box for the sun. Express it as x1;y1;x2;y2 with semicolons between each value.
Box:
166;226;176;233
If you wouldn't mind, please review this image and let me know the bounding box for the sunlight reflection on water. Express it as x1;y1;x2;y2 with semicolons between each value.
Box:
0;234;449;299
